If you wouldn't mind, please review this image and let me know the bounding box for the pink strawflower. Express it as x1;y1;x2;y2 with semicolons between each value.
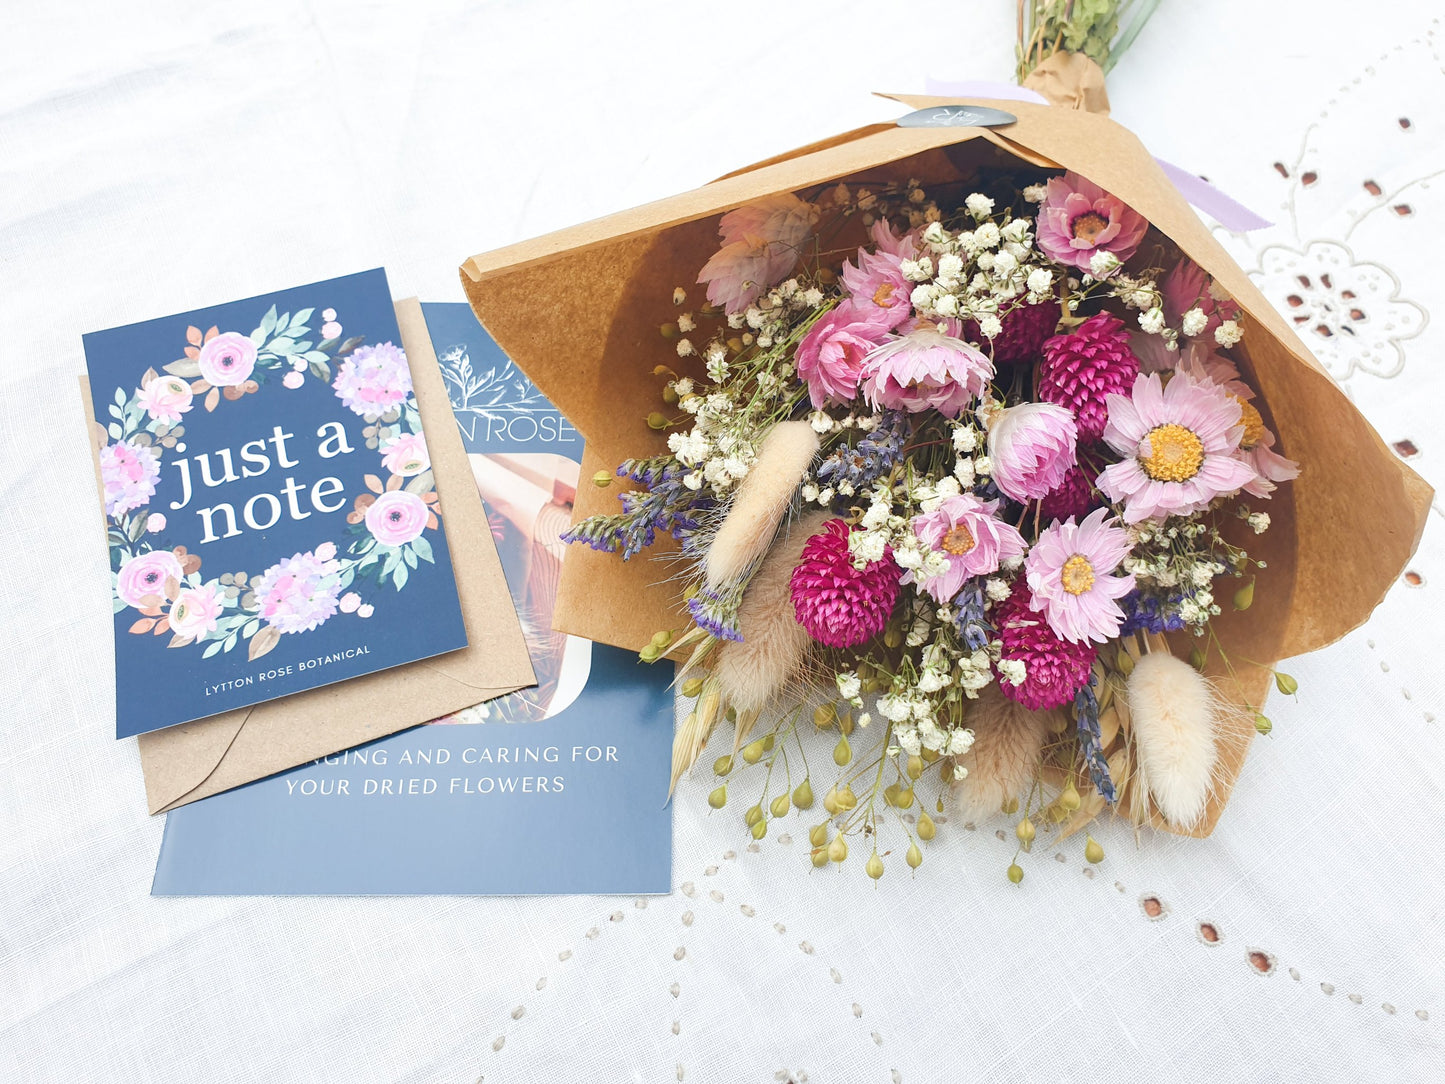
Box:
859;329;993;417
906;494;1027;603
1025;508;1136;644
1129;333;1250;400
1038;313;1141;442
789;519;901;649
1097;371;1259;523
987;401;1078;502
1231;397;1300;498
1036;172;1149;270
1038;464;1098;522
840;219;916;327
964;299;1060;364
994;583;1098;711
795;300;896;408
699;194;817;313
1161;258;1239;334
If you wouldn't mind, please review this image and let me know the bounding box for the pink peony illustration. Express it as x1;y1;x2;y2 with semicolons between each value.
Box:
168;582;224;639
332;342;413;419
365;490;429;546
1097;371;1258;523
795;300;895;408
100;438;161;517
859;330;993;417
116;549;185;607
1024;508;1136;644
196;331;257;387
906;494;1027;603
987;401;1078;502
138;375;194;423
789;519;902;649
1036;172;1149;270
380;432;430;477
253;550;344;633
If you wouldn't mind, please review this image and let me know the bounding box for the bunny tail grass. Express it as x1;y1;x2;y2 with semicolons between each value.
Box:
715;510;831;723
953;685;1052;819
1125;651;1220;830
703;420;819;589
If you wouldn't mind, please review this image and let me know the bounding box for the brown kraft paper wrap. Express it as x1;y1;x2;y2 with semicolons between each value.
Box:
459;95;1432;836
84;297;537;812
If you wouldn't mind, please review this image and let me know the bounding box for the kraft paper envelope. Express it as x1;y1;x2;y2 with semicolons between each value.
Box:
460;93;1432;836
84;296;537;812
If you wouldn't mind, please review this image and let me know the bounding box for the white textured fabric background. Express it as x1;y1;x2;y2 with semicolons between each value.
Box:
3;2;1442;1081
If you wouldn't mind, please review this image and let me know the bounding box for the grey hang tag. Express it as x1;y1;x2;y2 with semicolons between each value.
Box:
896;105;1017;129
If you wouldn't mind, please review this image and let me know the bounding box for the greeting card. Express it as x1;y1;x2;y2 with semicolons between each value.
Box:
149;304;673;894
84;270;469;738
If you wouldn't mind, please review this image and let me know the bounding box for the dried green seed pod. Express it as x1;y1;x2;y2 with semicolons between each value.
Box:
896;787;915;810
823;790;841;815
707;785;727;809
751;819;767;840
1016;817;1036;845
865;853;885;880
761;734;775;752
828;834;848;863
745;804;764;827
1059;781;1082;812
1234;578;1255;611
659;322;678;339
833;735;852;767
1084;836;1105;864
813;703;836;728
742;739;765;765
811;847;830;868
835;785;857;811
1001;796;1019;815
712;755;733;776
770;794;790;818
838;712;855;736
916;812;936;841
1254;713;1272;735
1115;647;1135;676
1274;671;1298;696
1007;863;1024;884
682;678;705;698
650;630;673;649
883;783;900;807
906;842;923;869
662;384;678;404
638;644;661;663
809;822;829;848
906;755;924;780
592;470;613;488
646;411;668;431
792;779;814;810
1189;646;1207;671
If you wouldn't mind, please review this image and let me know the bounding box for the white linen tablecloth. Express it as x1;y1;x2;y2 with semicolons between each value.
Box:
2;2;1441;1080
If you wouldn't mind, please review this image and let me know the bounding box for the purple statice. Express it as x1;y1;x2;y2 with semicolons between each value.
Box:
813;411;908;502
1073;681;1116;805
563;459;706;560
1118;587;1190;635
951;579;993;652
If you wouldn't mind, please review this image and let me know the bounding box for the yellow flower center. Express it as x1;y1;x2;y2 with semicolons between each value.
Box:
1061;554;1095;596
873;282;896;307
942;524;977;555
1071;211;1110;244
1233;396;1266;451
1140;423;1205;482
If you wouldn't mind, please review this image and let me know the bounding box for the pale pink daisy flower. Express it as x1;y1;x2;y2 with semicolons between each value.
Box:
987;401;1078;502
699;193;818;313
1097;371;1258;522
840;219;917;326
859;329;993;417
906;494;1027;603
1036;172;1149;270
1232;398;1300;498
1025;508;1136;644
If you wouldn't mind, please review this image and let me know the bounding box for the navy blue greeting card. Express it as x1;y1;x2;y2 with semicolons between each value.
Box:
84;270;468;738
150;303;673;895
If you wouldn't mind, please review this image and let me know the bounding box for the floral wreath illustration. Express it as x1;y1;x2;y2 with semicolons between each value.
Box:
99;303;443;663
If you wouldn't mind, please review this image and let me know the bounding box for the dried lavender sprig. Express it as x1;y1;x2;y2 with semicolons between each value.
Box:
951;579;993;652
1074;680;1116;805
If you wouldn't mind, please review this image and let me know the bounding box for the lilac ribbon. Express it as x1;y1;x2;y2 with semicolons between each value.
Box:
922;77;1272;232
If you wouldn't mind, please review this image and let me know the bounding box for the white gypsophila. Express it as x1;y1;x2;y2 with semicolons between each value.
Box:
727;311;745;329
756;334;773;349
1088;250;1121;278
683;472;702;491
900;256;934;282
816;486;834;505
974;222;1000;248
953;764;969;781
722;455;750;481
1249;512;1271;534
672;287;687;305
1181;307;1208;337
923;221;949;246
973;455;992;476
1128;287;1156;310
676;338;695;357
800;482;819;502
996;658;1027;686
935;475;962;499
952;459;976;490
802;287;824;307
1215;320;1243;347
937;253;964;279
910;283;940;311
836;480;855;497
857;711;872;728
836;671;861;700
979;314;1003;339
976;251;995;272
1001;217;1030;243
946;728;976;756
1022;183;1046;202
965;192;994;218
878;694;911;723
1001;554;1023;573
893;544;923;571
919;550;950;580
672;377;694;396
985;577;1011;602
952;425;978;453
1180;598;1207;625
1138;307;1166;335
677;312;695;333
1190;564;1215;588
933;293;960;317
808;410;833;434
992;250;1018;276
848;529;887;567
916;669;948;694
745;307;766;330
895;725;922;756
861;500;890;531
706;355;729;383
